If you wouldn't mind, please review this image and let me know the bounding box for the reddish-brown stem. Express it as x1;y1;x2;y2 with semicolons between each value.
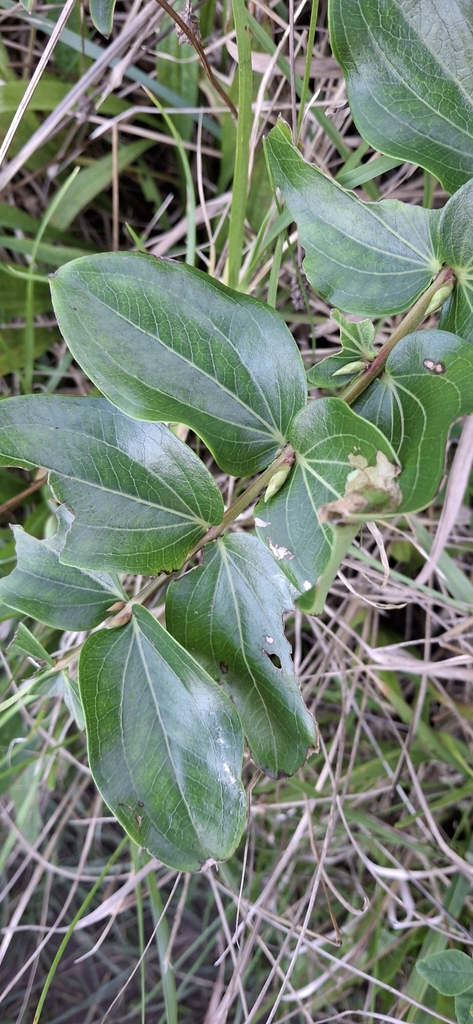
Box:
0;471;48;517
151;0;238;119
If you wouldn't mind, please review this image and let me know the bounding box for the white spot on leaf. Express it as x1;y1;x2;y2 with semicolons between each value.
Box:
268;539;294;561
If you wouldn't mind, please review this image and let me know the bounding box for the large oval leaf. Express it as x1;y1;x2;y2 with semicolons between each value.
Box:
353;329;473;511
0;507;125;631
265;121;440;317
0;396;223;574
329;0;473;195
166;534;317;779
255;397;400;611
50;253;308;476
79;605;246;871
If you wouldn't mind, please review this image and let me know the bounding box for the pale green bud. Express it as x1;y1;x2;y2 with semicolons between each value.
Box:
264;464;292;502
425;281;454;315
332;360;368;377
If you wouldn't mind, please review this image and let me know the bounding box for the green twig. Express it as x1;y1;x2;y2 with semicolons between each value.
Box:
340;265;456;406
187;444;294;557
227;0;253;289
109;445;295;620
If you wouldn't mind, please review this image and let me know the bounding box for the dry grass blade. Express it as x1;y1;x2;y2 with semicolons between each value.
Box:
416;414;473;585
0;0;77;168
0;0;162;192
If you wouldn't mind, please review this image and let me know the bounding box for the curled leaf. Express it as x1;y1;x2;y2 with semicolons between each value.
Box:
319;451;402;524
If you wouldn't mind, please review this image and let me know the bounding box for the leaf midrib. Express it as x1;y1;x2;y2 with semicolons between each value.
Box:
77;271;287;438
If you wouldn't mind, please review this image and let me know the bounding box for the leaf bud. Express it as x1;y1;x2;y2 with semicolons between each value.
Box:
425;280;454;315
332;360;368;377
264;464;292;502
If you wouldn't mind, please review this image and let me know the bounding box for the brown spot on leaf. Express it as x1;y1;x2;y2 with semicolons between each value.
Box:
423;358;446;375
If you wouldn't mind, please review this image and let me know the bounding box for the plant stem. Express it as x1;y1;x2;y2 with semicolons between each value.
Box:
111;263;453;621
187;445;295;557
119;446;295;615
227;0;253;289
150;0;237;118
340;265;456;406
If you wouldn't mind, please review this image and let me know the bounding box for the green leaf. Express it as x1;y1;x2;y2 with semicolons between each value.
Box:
0;79;75;115
0;469;25;504
166;534;317;778
79;605;246;871
0;396;223;575
0;327;60;376
0;273;51;320
307;309;376;389
255;397;400;609
353;330;473;512
9;623;55;666
30;670;86;730
0;508;126;631
455;989;473;1024
88;0;116;36
265;120;440;317
438;179;473;341
266;123;473;341
335;154;404;191
416;951;473;996
63;673;85;730
50;253;307;476
329;0;473;196
156;32;199;144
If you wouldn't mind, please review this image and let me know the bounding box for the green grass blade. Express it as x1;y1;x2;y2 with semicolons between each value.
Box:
227;0;252;289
